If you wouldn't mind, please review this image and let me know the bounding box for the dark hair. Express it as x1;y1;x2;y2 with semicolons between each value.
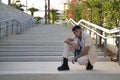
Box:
72;25;81;31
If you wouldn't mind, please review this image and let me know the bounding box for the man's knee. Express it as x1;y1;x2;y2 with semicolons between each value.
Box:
64;43;73;51
64;43;70;49
77;56;88;65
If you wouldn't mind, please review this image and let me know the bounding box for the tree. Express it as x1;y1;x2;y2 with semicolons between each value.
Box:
50;9;60;24
105;0;120;28
66;0;81;21
10;0;25;11
28;7;39;16
67;0;120;28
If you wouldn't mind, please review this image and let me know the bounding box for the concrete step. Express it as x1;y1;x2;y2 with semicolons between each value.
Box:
96;48;102;52
0;42;64;46
0;62;120;80
0;52;71;56
0;56;111;62
0;46;64;52
0;51;104;56
0;45;103;54
97;52;105;56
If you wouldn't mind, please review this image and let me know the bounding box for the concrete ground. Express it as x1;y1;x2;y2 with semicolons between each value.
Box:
0;61;120;74
0;61;120;80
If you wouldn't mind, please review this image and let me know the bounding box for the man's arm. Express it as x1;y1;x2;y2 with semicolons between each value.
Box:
72;46;90;64
64;38;79;50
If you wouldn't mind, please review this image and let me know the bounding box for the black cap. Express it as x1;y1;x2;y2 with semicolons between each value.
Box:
72;25;81;31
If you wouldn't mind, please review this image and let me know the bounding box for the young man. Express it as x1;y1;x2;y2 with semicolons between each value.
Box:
57;25;97;71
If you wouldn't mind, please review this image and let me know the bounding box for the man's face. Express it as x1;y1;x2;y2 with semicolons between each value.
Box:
73;29;81;38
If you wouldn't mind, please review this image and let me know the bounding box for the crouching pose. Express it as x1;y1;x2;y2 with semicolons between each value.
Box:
57;25;97;71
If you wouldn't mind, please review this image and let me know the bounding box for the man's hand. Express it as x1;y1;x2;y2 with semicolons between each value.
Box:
65;38;79;50
72;57;77;64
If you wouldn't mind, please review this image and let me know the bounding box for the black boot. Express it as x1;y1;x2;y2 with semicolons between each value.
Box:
86;60;93;70
57;57;70;71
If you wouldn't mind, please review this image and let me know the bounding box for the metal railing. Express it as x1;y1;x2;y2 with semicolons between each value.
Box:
66;18;120;65
0;18;34;42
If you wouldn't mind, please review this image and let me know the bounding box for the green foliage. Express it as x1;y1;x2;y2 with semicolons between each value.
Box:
66;1;82;21
34;16;43;24
10;0;25;11
50;9;60;24
67;0;120;28
62;17;66;21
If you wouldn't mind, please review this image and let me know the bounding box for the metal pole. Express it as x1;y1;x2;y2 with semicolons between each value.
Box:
48;0;50;24
6;22;9;37
16;23;19;34
0;24;1;42
0;29;2;42
8;0;11;5
11;20;14;34
45;0;47;24
20;24;23;34
26;0;28;13
89;26;92;35
104;33;107;57
119;32;120;65
96;29;98;48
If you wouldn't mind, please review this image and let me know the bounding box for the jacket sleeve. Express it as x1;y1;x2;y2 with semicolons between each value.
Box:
84;35;92;46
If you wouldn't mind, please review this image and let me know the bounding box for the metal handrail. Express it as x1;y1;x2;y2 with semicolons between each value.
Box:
66;18;120;39
0;18;13;23
0;17;34;41
79;19;120;34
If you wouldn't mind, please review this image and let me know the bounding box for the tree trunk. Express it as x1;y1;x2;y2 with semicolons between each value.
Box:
31;12;34;16
48;0;50;24
8;0;11;5
45;0;47;24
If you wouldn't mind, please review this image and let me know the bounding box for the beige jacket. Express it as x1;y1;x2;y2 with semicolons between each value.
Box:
73;31;97;65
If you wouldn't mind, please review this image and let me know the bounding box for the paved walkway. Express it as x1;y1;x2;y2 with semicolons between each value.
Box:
0;24;120;80
0;62;120;74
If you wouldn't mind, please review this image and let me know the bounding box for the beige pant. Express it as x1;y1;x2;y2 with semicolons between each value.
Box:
63;43;88;65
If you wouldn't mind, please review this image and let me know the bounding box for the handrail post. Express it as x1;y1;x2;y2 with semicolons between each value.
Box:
20;24;23;34
11;20;14;34
0;29;1;42
89;26;92;35
0;24;1;42
23;23;25;32
16;23;19;34
6;21;9;37
119;32;120;65
96;29;98;48
104;32;107;57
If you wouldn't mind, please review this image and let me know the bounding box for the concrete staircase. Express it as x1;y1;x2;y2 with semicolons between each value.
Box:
0;25;119;80
0;25;109;62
